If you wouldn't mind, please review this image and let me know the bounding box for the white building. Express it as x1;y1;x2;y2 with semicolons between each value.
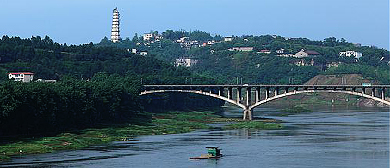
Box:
224;37;233;42
175;58;198;67
143;33;153;41
228;47;254;52
258;50;271;54
110;8;121;43
293;49;320;58
276;48;285;54
8;72;34;82
176;37;189;43
339;51;362;59
139;51;148;56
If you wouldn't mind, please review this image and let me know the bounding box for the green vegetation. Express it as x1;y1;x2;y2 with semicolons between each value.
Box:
0;75;146;137
225;121;283;130
281;105;312;114
0;111;283;161
270;105;313;117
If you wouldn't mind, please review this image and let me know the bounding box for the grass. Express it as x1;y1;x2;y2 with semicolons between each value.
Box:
275;105;313;116
225;121;283;130
0;111;284;162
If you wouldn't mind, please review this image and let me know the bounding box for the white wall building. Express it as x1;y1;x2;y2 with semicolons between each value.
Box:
228;47;254;52
143;33;153;41
139;51;148;56
8;72;34;82
224;37;233;42
175;58;198;67
339;51;362;59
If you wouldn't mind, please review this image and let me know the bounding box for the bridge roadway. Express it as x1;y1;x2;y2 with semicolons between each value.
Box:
140;84;390;120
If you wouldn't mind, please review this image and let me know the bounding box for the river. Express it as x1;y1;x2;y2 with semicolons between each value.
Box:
1;106;389;168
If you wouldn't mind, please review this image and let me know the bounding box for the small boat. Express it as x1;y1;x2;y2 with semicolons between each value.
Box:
190;147;222;159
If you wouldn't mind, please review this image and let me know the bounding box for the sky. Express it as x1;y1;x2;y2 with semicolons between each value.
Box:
0;0;389;49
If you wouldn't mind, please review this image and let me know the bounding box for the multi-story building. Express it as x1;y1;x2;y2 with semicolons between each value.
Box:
175;58;198;67
339;51;362;59
143;33;153;41
8;72;34;82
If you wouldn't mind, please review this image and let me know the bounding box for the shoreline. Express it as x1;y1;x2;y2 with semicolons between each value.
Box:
0;111;283;162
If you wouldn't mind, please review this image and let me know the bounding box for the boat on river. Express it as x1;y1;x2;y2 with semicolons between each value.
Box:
190;147;222;159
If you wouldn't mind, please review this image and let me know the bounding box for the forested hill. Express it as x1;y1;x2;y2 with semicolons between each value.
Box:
0;35;215;84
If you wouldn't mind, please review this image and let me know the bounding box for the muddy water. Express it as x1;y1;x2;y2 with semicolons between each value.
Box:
1;106;389;168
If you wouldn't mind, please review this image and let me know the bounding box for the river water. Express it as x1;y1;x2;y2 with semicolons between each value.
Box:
1;106;389;168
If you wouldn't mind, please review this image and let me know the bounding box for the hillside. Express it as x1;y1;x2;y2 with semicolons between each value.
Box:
304;74;373;85
266;74;387;107
112;30;390;85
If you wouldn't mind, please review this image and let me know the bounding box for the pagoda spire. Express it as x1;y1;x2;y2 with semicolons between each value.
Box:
110;8;121;43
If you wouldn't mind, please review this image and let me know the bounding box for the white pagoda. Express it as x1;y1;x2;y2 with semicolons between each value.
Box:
111;8;121;43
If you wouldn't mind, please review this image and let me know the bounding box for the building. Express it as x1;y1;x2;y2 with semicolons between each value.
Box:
228;47;254;52
277;54;294;57
293;49;320;58
276;48;285;54
139;51;148;56
8;72;34;82
143;33;153;41
258;49;271;54
175;58;198;67
224;37;233;42
36;79;56;83
176;37;189;43
326;62;341;68
110;8;121;43
339;51;362;59
293;59;314;66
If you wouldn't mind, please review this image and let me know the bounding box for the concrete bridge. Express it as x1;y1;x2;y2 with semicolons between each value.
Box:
140;84;390;120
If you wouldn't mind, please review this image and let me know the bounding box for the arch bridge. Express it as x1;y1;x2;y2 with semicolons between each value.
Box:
140;85;390;120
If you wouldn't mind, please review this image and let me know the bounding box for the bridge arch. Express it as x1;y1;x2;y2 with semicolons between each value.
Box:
140;90;247;109
141;85;390;120
249;90;390;110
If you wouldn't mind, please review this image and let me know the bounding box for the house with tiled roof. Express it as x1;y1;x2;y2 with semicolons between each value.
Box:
293;49;320;58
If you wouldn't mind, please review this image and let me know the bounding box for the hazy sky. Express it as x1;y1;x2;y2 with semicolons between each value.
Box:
1;0;389;49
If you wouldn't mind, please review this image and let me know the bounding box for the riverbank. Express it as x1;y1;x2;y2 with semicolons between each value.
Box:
0;111;282;162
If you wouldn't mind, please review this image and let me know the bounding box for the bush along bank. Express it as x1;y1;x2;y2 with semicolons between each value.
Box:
0;75;146;138
0;111;283;161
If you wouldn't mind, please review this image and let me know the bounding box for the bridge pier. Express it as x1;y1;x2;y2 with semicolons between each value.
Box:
246;87;252;106
228;87;233;99
237;87;242;103
265;87;270;99
243;108;253;120
382;88;385;100
274;87;279;96
255;87;260;102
